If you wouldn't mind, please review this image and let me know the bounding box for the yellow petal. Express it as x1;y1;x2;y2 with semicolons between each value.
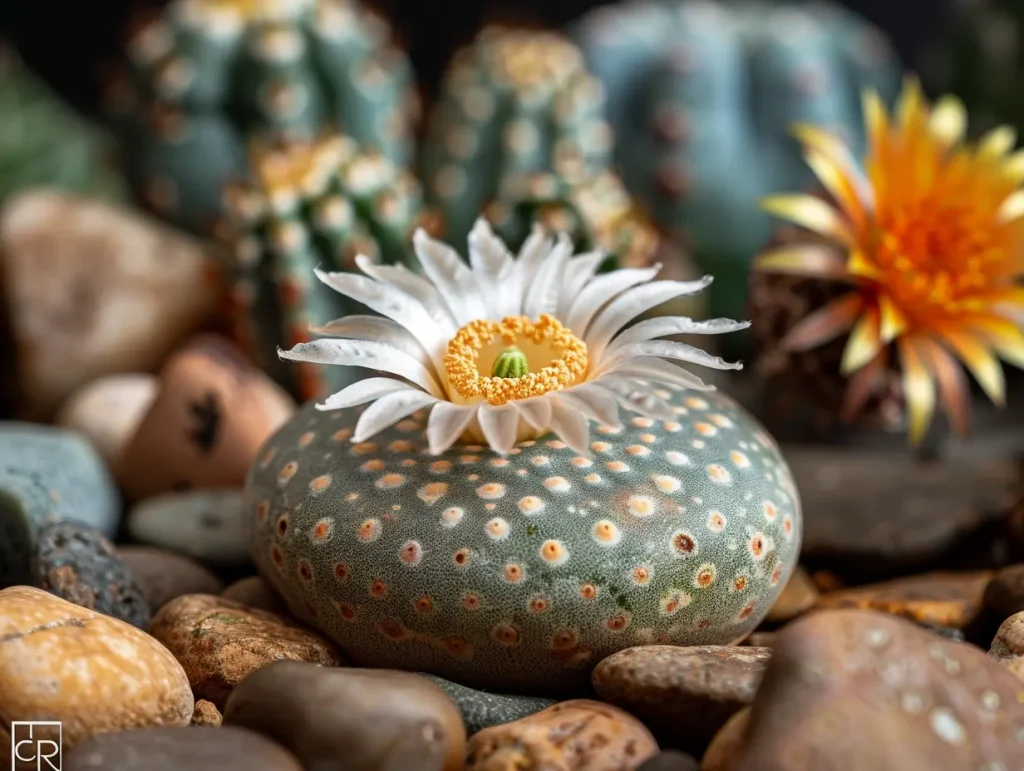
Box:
878;294;908;344
841;306;883;374
862;88;890;155
978;126;1017;160
1002;150;1024;184
935;326;1006;406
917;336;971;437
967;315;1024;369
998;190;1024;222
846;249;885;281
782;294;865;351
928;95;967;148
898;336;936;446
761;195;854;244
803;150;868;230
753;245;851;279
896;77;926;132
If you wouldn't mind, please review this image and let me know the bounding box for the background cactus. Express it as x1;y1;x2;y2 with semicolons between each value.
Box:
0;45;126;202
918;0;1024;136
219;133;427;403
571;0;902;339
420;26;614;248
108;0;418;234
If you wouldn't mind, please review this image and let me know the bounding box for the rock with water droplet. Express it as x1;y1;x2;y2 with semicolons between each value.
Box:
0;586;193;754
466;699;658;770
765;566;818;623
31;519;150;628
592;645;769;748
56;373;159;467
989;611;1024;682
732;609;1024;771
813;571;992;630
223;662;466;771
115;335;294;502
0;191;220;421
127;489;250;566
221;576;289;617
0;422;120;587
148;594;341;709
64;725;302;771
419;673;556;735
118;546;224;612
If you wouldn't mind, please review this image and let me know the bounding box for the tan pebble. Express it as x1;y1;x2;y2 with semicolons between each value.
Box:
0;586;193;753
221;576;290;617
190;699;223;726
701;707;748;771
765;566;818;623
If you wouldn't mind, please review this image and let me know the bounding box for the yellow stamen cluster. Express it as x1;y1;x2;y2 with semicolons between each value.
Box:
444;314;588;405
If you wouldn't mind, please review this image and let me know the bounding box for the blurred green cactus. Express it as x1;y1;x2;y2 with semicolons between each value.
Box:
108;0;418;235
0;46;126;202
919;0;1024;136
571;0;902;339
420;26;615;247
219;133;427;402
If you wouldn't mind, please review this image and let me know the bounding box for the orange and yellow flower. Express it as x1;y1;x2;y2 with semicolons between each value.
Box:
755;78;1024;444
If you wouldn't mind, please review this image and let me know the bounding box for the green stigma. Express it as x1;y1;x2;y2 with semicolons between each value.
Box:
491;346;529;379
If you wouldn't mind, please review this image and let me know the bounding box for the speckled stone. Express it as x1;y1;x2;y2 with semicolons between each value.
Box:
249;386;801;693
466;699;658;770
0;422;120;587
983;564;1024;621
419;673;556;735
31;519;150;628
764;565;818;623
591;645;769;747
733;609;1024;771
191;699;223;726
223;662;466;771
149;594;341;709
813;571;992;630
117;546;224;612
637;750;700;771
128;489;250;566
55;373;159;467
0;586;193;753
64;726;302;771
989;611;1024;682
221;576;290;617
116;335;294;502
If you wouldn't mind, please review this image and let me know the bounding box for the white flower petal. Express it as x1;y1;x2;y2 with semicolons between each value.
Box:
426;401;480;455
559;385;622;428
468;218;514;289
477;403;520;455
596;377;676;420
280;339;444;397
599;356;715;391
557;251;606;319
603;340;743;371
565;264;663;338
523;232;573;320
353;389;440;442
310;315;434;369
514;395;552;431
413;228;488;325
507;225;551;316
316;377;415;411
604;316;751;358
548;396;592;456
355;256;457;336
585;276;715;361
313;268;447;368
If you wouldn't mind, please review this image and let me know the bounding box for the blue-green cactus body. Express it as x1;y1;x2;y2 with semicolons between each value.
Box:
0;423;120;588
421;27;614;248
571;0;901;329
247;385;802;693
110;0;417;234
221;135;426;402
919;0;1024;136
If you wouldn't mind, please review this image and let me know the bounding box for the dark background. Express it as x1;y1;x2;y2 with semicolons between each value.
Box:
0;0;948;116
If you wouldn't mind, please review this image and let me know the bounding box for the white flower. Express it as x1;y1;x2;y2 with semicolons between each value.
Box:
279;219;749;456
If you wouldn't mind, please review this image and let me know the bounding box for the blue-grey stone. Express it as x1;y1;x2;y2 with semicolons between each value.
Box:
0;422;120;587
127;489;249;566
418;673;556;735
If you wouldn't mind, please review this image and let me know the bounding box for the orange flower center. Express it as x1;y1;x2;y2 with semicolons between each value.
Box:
443;314;588;405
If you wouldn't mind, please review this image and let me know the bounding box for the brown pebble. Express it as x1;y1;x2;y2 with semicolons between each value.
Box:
765;566;818;623
701;708;748;771
118;546;224;612
983;563;1024;620
813;571;992;629
149;594;340;709
466;699;658;770
989;611;1024;682
192;699;223;726
221;576;290;617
